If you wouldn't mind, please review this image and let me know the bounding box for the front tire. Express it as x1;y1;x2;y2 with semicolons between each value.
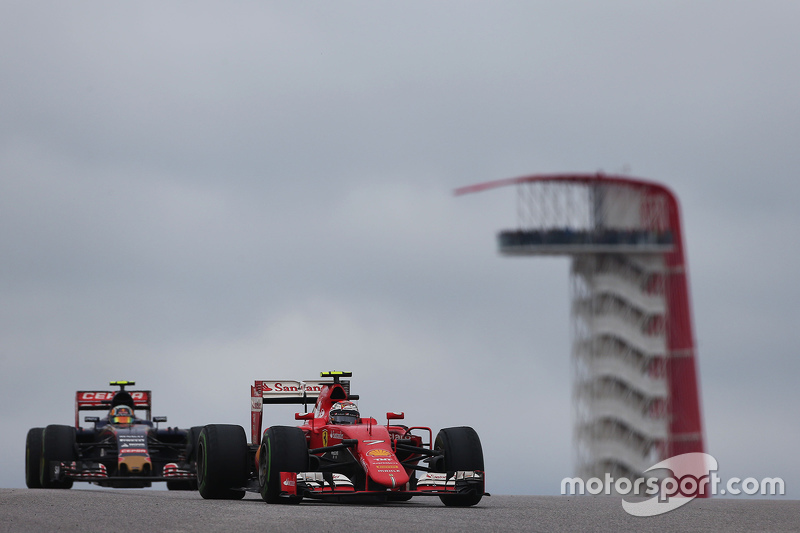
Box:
197;424;247;500
25;428;44;488
433;426;484;507
259;426;308;504
40;425;76;489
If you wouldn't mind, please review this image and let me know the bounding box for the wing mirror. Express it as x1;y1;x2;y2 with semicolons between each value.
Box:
295;412;314;421
153;416;167;423
386;412;404;421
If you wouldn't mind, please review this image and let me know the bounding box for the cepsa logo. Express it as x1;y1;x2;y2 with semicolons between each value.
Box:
120;448;148;455
79;392;147;401
78;392;148;406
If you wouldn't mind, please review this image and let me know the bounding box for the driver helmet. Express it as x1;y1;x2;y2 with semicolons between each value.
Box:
109;405;134;425
329;401;359;425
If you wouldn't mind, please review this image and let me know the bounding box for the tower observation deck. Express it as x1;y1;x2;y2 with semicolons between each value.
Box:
456;173;705;487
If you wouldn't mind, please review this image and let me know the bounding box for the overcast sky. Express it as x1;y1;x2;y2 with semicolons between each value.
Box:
2;1;799;498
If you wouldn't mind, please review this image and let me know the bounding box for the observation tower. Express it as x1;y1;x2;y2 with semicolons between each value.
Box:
456;173;705;486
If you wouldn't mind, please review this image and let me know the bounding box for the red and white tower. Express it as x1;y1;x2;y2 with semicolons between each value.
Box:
457;173;705;486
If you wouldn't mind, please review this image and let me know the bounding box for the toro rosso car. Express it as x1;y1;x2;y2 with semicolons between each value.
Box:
25;381;201;489
196;371;486;506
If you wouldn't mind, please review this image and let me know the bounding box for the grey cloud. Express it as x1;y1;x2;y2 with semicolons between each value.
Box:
1;1;798;497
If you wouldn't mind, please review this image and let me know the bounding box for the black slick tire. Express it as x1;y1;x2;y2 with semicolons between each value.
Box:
25;428;44;488
166;480;195;491
167;426;204;491
196;424;247;500
259;426;308;504
186;426;204;465
433;426;484;507
40;425;76;489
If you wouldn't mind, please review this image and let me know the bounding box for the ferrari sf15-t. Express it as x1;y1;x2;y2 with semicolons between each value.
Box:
196;371;486;506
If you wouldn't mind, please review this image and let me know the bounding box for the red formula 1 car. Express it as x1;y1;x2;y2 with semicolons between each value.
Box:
196;371;485;506
25;381;201;490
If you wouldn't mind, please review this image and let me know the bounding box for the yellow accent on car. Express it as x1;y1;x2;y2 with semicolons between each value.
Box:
320;371;352;378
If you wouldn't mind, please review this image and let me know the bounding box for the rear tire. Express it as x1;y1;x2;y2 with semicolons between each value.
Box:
433;426;484;507
196;424;247;500
259;426;308;504
166;480;196;491
166;426;204;490
40;425;76;489
25;428;44;488
186;426;204;464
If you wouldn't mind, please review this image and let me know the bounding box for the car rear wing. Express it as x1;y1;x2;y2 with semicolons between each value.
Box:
74;390;152;428
250;377;352;445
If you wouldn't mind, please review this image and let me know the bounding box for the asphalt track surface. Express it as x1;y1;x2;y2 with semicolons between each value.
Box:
1;489;798;532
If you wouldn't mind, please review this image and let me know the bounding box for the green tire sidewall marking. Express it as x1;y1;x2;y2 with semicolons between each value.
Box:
266;436;272;484
199;433;208;490
39;436;46;485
